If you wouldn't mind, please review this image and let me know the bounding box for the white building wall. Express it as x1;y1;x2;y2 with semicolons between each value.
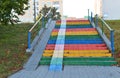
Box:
18;0;34;23
18;0;62;23
103;0;120;20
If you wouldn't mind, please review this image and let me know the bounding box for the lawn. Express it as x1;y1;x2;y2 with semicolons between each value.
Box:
106;20;120;63
98;20;120;64
0;23;33;78
98;20;120;52
105;20;120;53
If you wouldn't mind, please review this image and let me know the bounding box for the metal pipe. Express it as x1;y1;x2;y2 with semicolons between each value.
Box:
95;14;98;27
91;12;93;22
99;17;112;31
110;30;115;53
88;9;89;20
28;32;31;49
29;15;42;32
42;17;44;28
34;0;36;23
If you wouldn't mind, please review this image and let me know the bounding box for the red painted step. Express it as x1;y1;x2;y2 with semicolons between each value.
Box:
56;20;61;23
46;44;107;47
45;46;108;50
64;47;108;50
66;20;89;22
52;29;59;32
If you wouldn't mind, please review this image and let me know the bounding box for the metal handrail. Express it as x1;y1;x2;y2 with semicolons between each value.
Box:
29;8;52;32
97;16;113;31
29;14;43;32
27;9;52;49
88;9;115;53
95;14;115;53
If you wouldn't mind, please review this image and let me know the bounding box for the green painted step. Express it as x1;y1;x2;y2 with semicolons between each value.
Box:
49;35;101;39
63;57;115;61
39;57;117;66
63;61;117;66
41;57;115;61
39;60;50;65
39;60;117;66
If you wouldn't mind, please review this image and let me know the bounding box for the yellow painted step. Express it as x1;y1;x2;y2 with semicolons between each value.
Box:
65;32;98;35
51;33;58;36
42;53;112;57
64;53;112;57
51;31;98;35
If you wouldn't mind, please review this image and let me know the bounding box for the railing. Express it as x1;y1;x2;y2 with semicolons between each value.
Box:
27;9;51;50
88;9;93;22
88;9;115;54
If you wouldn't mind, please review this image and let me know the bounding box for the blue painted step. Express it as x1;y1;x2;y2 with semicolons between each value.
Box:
47;40;104;44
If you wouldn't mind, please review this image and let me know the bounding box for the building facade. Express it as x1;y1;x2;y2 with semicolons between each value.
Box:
19;0;119;23
18;0;63;23
19;0;34;23
102;0;120;20
39;0;63;15
94;0;102;17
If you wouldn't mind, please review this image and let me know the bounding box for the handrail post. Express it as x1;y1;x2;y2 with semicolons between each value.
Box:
91;12;93;22
88;9;89;20
95;14;98;27
102;19;104;34
110;30;115;53
28;32;31;49
42;17;44;28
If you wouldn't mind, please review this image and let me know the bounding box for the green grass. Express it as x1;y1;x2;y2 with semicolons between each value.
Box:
98;20;120;64
105;20;120;52
101;20;120;53
105;20;120;64
0;23;33;78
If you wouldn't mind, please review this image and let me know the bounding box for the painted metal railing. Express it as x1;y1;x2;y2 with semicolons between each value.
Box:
88;9;115;54
27;9;51;50
88;9;93;22
28;15;43;49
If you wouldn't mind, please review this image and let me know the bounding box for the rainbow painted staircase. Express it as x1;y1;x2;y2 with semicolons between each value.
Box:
39;19;117;71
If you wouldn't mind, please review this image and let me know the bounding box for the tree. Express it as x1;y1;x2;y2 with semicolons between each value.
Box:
0;0;29;24
51;7;61;20
39;5;61;21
